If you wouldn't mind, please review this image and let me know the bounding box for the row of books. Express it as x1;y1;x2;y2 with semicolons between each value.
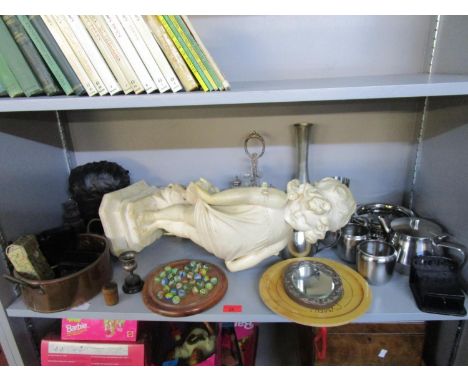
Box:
0;15;230;98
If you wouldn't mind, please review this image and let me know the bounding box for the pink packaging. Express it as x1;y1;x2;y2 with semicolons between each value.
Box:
41;337;146;366
234;322;258;366
61;319;138;342
234;322;256;340
195;354;216;366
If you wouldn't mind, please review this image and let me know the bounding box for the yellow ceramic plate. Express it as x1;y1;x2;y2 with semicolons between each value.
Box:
259;258;372;327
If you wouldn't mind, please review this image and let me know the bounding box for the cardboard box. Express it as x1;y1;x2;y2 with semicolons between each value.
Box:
234;322;258;366
41;337;146;366
313;323;425;366
61;319;137;342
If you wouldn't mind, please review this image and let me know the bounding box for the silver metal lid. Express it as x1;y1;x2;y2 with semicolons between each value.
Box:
390;217;445;238
283;261;343;309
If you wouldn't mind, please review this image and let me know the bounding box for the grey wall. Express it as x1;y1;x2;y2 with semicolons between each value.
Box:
0;112;69;240
0;112;69;365
190;16;435;82
67;98;423;205
432;16;468;75
413;96;468;243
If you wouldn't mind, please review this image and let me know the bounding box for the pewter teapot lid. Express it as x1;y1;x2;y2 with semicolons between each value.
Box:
390;217;445;239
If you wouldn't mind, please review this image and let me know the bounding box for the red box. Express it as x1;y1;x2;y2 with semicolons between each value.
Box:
41;337;146;366
61;319;138;342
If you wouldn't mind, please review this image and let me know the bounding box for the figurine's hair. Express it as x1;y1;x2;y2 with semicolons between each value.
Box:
285;178;355;243
314;177;356;232
285;180;330;243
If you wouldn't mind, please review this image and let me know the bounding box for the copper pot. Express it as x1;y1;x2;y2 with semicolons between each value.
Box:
4;234;112;313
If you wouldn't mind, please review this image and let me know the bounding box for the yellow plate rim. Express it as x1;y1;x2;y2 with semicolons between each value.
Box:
259;258;372;327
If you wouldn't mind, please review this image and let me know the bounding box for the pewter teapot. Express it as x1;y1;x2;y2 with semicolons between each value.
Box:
379;217;466;275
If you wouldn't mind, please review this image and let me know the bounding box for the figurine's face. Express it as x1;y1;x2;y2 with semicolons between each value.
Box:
284;180;331;243
314;178;356;232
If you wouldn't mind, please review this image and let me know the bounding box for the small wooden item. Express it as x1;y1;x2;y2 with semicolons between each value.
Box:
142;259;227;317
102;282;119;306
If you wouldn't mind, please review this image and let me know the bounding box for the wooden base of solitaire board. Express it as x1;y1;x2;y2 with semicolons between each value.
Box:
142;259;228;317
259;258;372;327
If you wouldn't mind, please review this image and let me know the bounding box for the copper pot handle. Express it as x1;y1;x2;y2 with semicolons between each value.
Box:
3;274;46;295
86;218;101;233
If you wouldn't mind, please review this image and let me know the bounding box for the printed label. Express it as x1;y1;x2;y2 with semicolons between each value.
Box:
378;349;388;358
48;342;129;356
223;305;243;313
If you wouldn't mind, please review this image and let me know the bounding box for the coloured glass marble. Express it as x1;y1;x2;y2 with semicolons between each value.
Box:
143;259;228;317
153;260;219;305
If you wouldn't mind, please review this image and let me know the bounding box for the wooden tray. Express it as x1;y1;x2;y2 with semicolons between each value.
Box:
142;259;228;317
259;258;372;327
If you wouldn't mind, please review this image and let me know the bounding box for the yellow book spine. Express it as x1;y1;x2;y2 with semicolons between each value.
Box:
168;15;218;91
181;15;230;90
157;16;209;92
144;16;197;92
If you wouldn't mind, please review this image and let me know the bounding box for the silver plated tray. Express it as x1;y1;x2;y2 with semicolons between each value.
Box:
353;203;416;238
355;203;415;219
283;260;344;309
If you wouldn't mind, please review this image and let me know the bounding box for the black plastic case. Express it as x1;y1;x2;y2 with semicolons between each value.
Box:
410;256;466;316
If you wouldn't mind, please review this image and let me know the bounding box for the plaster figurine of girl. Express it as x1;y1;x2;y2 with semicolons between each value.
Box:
99;177;356;272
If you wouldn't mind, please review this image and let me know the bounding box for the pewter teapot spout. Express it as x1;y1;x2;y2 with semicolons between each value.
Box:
378;215;392;235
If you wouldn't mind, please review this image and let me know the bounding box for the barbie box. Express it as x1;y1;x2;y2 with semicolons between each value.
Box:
41;337;145;366
61;319;138;342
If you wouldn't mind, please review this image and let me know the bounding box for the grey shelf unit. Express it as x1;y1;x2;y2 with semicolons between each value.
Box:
1;15;468;365
2;74;468;112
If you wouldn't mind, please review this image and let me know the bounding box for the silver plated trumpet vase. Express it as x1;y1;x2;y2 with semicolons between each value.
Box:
281;122;317;259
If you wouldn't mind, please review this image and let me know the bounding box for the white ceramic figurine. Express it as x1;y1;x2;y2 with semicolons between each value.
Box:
99;177;356;272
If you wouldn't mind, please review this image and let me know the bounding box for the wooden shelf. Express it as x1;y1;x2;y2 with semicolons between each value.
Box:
2;74;468;113
6;236;468;323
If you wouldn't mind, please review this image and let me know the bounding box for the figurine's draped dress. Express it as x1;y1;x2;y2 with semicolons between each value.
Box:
193;200;290;262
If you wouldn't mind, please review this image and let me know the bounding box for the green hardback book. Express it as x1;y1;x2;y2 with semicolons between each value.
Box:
17;15;74;95
28;15;85;96
0;17;42;97
2;15;60;96
0;50;25;97
173;15;224;90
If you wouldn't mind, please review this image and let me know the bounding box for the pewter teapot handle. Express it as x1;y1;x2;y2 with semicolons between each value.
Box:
432;240;467;266
316;230;341;253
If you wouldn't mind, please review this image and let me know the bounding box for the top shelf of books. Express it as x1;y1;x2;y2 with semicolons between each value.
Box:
0;15;230;105
2;15;468;112
2;73;468;112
